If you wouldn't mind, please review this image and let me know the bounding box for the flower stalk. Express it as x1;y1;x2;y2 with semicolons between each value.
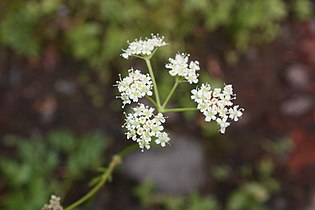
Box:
163;107;198;113
162;79;180;109
145;58;162;111
64;155;122;210
145;95;159;109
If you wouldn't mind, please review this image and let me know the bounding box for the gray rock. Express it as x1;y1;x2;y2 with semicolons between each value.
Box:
122;135;205;195
286;64;309;89
280;96;313;116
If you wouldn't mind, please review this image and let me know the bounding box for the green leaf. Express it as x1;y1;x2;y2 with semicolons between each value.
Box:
66;23;101;59
134;181;155;207
187;193;219;210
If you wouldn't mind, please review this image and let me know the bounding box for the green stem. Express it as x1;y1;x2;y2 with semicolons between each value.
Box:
145;95;159;110
118;143;139;158
145;58;161;111
162;79;179;109
64;155;122;210
162;107;198;113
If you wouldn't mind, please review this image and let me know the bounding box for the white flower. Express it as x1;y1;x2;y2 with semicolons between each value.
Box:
139;139;151;151
191;83;244;133
165;53;200;84
204;109;217;121
116;68;153;107
213;88;221;97
154;113;166;123
156;132;170;147
121;34;167;59
217;106;227;118
228;105;243;121
223;84;233;95
123;104;169;151
216;117;230;134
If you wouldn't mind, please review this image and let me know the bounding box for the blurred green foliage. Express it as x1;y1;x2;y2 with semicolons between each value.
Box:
0;130;109;210
1;0;312;59
226;158;279;210
1;0;313;65
0;0;312;106
292;0;314;20
135;181;219;210
262;137;293;156
136;157;279;210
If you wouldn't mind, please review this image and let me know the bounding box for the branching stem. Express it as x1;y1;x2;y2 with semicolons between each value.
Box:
162;107;198;113
145;58;161;111
162;79;179;109
64;144;138;210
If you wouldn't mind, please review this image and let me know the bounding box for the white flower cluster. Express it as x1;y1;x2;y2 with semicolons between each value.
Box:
165;53;200;84
191;84;243;134
123;104;170;151
116;68;153;107
42;195;63;210
121;34;167;59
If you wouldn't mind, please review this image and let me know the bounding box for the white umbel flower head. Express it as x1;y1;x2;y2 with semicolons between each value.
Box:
165;53;200;84
116;68;153;107
123;104;170;151
191;83;244;134
121;34;167;59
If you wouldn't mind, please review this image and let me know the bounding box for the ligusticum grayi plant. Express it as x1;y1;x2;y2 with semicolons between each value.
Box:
42;34;244;210
116;34;244;151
